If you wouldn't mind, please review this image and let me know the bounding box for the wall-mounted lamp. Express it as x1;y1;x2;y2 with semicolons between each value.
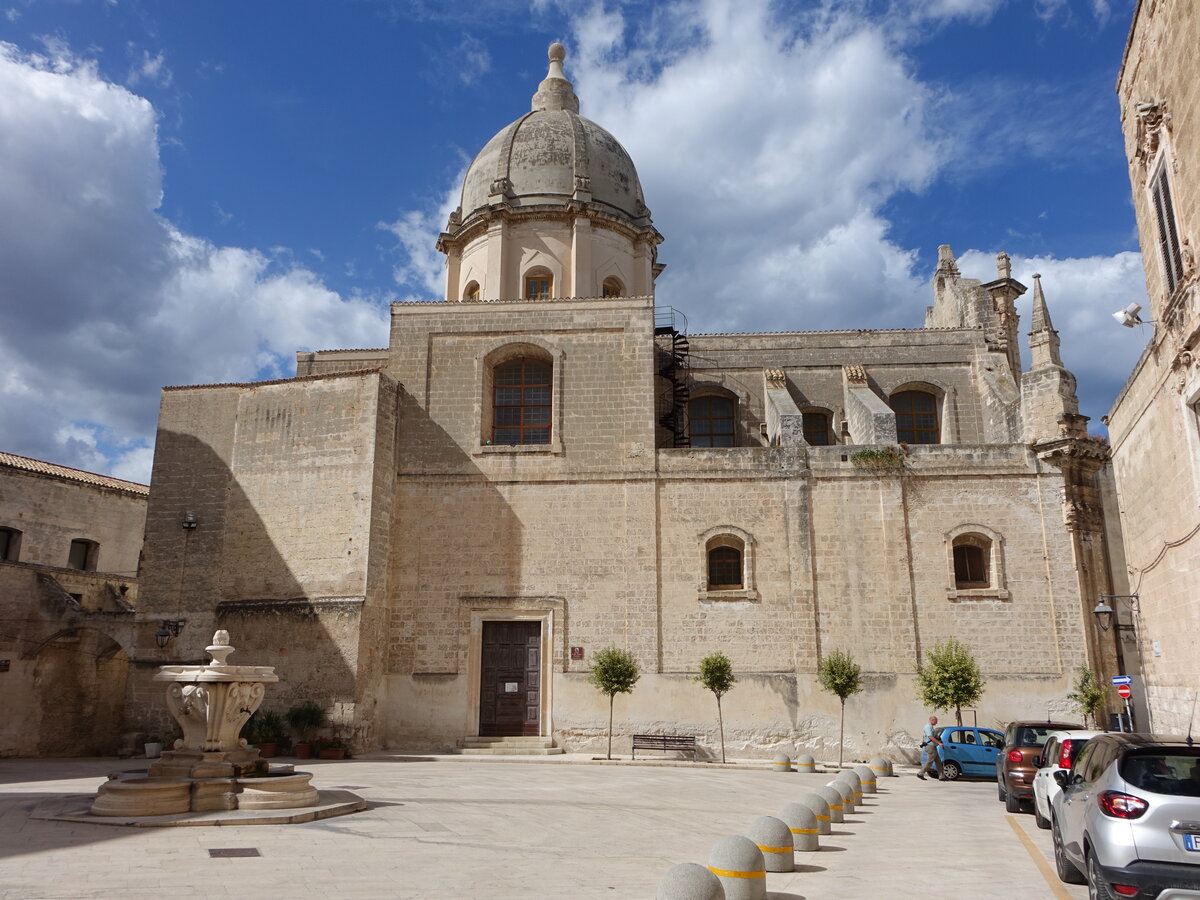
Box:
1112;303;1153;329
1093;594;1139;632
181;510;199;530
155;618;186;649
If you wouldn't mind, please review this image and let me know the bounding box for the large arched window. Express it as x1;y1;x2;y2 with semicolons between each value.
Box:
493;358;552;445
890;390;940;444
802;409;833;446
524;267;553;300
689;395;735;447
0;526;21;562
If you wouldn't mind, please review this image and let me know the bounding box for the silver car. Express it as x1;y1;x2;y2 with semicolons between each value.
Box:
1052;733;1200;899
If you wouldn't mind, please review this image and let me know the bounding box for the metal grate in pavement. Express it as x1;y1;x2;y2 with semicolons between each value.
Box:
208;848;261;858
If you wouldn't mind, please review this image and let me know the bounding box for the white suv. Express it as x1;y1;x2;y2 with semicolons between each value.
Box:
1052;733;1200;898
1032;729;1102;830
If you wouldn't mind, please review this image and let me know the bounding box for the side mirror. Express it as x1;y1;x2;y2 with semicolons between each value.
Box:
1053;770;1071;789
1033;755;1043;768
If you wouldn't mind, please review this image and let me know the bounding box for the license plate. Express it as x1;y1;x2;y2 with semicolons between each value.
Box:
1185;834;1200;852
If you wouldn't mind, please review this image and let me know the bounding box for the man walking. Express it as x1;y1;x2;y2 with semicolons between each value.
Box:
917;715;942;781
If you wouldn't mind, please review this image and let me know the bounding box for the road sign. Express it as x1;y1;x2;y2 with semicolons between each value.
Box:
1117;684;1132;699
1111;675;1133;686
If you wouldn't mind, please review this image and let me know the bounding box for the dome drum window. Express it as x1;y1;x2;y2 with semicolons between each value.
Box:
524;268;553;301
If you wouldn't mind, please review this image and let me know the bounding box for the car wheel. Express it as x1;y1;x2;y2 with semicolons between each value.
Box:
1005;789;1022;813
941;760;962;781
1087;850;1116;900
1053;817;1085;884
1033;799;1050;830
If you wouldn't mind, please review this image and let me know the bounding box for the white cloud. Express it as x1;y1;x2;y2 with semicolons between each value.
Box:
125;48;172;88
0;42;389;481
454;34;492;84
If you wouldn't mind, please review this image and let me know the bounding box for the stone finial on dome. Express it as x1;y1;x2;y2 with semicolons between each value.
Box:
532;41;580;113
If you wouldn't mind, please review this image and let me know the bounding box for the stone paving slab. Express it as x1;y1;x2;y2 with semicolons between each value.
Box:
0;755;1087;899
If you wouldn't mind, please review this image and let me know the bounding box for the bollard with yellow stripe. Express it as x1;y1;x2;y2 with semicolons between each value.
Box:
835;769;863;805
814;785;845;823
795;791;832;835
707;835;766;900
747;815;794;873
656;862;726;900
770;753;792;773
869;755;894;778
827;778;855;815
795;753;816;774
853;764;878;794
779;801;820;852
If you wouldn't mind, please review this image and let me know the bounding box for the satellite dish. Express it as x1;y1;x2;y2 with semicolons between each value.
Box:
1112;302;1144;328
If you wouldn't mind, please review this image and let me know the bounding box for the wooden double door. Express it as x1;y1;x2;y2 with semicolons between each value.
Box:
478;621;541;736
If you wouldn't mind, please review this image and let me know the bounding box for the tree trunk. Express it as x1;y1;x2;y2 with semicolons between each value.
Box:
717;695;726;764
839;698;845;767
955;705;963;726
607;693;614;761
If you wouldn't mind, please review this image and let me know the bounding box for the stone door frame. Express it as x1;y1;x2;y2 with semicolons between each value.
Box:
463;603;558;739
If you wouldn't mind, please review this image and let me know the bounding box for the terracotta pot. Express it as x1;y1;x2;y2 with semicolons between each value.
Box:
294;742;313;759
318;747;346;760
257;742;278;759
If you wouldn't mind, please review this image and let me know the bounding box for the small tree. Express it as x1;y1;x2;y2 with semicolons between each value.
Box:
915;638;985;725
697;652;737;763
818;649;863;767
588;647;641;760
1068;666;1106;728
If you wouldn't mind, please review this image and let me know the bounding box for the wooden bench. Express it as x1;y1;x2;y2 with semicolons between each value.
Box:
631;733;697;760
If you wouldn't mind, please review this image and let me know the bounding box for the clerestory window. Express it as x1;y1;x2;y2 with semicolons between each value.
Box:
493;358;552;445
524;268;553;300
1150;159;1185;296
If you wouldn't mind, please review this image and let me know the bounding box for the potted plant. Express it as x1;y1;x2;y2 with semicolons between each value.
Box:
248;710;286;758
143;734;164;759
285;701;326;759
316;735;348;760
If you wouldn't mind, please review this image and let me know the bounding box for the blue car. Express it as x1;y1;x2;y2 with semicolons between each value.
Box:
936;726;1005;780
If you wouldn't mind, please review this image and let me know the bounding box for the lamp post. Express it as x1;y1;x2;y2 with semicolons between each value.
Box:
1092;594;1150;732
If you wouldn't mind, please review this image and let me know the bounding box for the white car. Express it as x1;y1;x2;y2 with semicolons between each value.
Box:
1031;728;1102;829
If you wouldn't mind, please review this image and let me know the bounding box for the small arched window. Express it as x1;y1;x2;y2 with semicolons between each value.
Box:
463;280;481;302
689;395;735;447
493;358;552;445
802;410;832;446
524;268;553;300
0;526;21;562
952;534;990;588
708;546;742;588
68;538;98;572
890;390;940;444
601;277;624;298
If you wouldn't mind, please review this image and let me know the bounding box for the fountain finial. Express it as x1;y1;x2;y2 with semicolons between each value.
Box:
207;630;234;667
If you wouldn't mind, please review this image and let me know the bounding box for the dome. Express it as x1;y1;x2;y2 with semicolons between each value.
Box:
453;43;650;229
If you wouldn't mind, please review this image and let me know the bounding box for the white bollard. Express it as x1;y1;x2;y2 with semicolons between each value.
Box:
770;753;792;773
707;835;766;900
795;754;816;773
853;764;877;794
827;779;855;815
869;756;894;778
795;791;832;835
835;769;863;805
747;815;794;873
814;785;844;823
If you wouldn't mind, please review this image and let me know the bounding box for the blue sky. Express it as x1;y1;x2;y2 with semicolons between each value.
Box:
0;0;1147;481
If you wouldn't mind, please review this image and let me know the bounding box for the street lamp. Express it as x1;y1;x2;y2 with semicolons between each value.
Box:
1093;594;1139;632
1092;594;1149;732
155;618;186;649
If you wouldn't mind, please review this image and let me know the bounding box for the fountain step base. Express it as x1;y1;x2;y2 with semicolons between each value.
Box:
33;789;366;828
90;769;323;817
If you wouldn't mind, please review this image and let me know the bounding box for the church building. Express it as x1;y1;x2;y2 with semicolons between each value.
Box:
130;44;1119;759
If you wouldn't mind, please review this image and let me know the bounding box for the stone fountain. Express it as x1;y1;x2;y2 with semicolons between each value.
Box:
90;630;321;817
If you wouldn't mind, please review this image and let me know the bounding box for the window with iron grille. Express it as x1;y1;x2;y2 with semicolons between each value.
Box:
953;542;988;588
890;390;939;444
1150;160;1184;296
707;546;742;588
493;359;551;445
689;395;735;447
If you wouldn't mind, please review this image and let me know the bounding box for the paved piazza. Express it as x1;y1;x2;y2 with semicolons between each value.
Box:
0;754;1086;899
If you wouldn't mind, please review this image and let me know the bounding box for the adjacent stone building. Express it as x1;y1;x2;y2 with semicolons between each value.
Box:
0;451;146;756
1107;0;1200;734
130;45;1118;758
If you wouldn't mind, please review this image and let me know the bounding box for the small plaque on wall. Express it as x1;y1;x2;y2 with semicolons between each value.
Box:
504;682;519;693
570;646;584;661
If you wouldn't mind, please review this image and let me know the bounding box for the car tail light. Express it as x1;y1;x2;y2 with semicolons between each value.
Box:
1058;740;1075;768
1098;791;1148;819
1008;750;1023;763
1111;886;1138;897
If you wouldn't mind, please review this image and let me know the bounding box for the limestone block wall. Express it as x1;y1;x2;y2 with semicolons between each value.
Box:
130;370;398;744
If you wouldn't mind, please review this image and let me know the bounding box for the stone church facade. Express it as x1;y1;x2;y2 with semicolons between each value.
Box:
130;45;1119;759
1107;0;1200;735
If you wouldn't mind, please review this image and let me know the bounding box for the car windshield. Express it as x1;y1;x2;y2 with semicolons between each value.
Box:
1120;749;1200;797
